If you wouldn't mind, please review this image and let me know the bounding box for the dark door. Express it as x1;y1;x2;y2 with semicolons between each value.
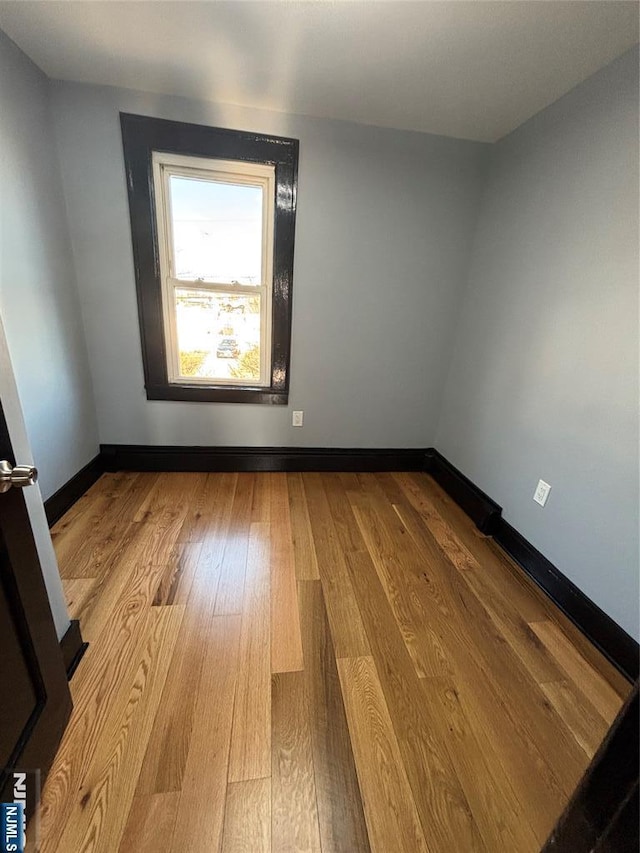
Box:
0;399;72;830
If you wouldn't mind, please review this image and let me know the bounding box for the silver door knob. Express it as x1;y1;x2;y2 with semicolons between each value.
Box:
0;460;38;493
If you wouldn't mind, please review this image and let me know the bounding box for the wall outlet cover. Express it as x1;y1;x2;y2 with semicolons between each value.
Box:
292;410;304;427
533;479;551;507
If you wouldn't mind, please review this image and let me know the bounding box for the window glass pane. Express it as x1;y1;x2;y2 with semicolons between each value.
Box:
175;289;262;382
169;176;263;284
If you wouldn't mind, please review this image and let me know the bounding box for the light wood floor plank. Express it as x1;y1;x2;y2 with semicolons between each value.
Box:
222;778;271;853
390;472;482;573
270;473;304;673
271;670;322;853
136;530;229;794
343;549;487;853
197;472;239;590
169;615;242;853
62;577;96;621
118;792;180;853
524;585;632;699
327;480;483;851
51;498;118;575
176;472;222;543
337;656;430;853
539;679;610;759
56;514;141;581
105;471;161;525
391;500;565;686
530;620;623;724
353;478;466;659
322;474;371;557
409;469;618;686
134;604;207;796
287;472;320;580
394;472;549;622
152;541;203;607
425;677;540;852
337;484;566;848
50;475;113;530
133;471;202;528
229;523;272;781
386;490;592;799
40;553;170;852
297;579;371;853
51;472;154;558
302;473;370;659
215;473;254;615
454;669;568;845
72;523;167;642
350;496;452;679
56;605;185;853
251;472;272;522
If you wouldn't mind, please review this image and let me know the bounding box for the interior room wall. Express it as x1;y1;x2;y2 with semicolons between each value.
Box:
436;47;640;640
49;80;489;449
0;30;99;500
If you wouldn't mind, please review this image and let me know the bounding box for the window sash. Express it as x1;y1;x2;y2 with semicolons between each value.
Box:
152;153;275;388
165;281;270;387
166;277;262;295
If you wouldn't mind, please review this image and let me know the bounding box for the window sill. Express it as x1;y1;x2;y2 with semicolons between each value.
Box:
145;383;288;405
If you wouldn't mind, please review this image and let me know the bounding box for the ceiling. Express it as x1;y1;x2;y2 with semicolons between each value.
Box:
0;1;637;142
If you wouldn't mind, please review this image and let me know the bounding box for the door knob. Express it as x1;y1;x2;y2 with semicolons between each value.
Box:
0;460;38;493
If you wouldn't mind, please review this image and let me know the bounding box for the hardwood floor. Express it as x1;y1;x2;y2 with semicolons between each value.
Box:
42;471;630;852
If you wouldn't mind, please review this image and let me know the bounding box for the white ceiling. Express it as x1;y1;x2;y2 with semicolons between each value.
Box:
0;1;637;142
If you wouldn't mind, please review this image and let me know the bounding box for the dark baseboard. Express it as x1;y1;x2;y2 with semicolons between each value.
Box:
59;619;88;680
424;450;639;684
424;448;502;534
100;444;429;473
493;519;639;684
44;453;104;527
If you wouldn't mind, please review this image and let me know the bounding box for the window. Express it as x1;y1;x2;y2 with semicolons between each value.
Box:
120;113;298;404
154;154;274;387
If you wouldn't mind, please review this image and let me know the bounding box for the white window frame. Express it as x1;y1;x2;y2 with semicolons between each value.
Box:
152;151;275;387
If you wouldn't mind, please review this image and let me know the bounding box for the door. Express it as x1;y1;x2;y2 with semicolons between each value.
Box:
0;398;72;834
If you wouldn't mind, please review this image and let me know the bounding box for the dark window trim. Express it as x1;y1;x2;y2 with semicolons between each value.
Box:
120;112;298;404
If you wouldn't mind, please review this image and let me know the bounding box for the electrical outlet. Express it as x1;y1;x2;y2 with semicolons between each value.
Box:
292;410;304;427
533;479;551;507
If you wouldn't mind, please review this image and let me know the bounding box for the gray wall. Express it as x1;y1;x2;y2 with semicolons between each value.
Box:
0;30;99;500
436;47;640;640
49;81;489;448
